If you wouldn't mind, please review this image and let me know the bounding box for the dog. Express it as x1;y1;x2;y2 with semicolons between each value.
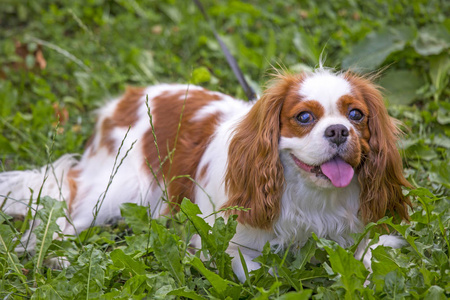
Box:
0;68;411;282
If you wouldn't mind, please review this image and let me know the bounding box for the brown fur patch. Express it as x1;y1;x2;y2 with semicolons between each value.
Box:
280;97;325;138
335;95;371;167
223;73;304;230
99;118;116;154
337;95;371;152
113;86;145;127
340;128;362;168
84;132;96;150
97;87;146;154
345;72;411;223
67;168;81;214
198;163;210;185
141;88;222;211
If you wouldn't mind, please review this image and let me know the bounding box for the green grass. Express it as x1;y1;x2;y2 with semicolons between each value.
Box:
0;0;449;298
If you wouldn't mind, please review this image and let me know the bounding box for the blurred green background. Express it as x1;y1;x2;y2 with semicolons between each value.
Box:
0;0;448;170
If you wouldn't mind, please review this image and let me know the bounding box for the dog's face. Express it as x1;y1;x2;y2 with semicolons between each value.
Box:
224;69;410;229
279;71;370;188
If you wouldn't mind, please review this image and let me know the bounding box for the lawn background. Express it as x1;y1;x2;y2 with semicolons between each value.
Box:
0;0;449;298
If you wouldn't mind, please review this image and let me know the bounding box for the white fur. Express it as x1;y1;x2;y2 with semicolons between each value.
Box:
0;70;401;282
0;154;77;252
299;70;352;112
355;234;407;281
0;154;76;216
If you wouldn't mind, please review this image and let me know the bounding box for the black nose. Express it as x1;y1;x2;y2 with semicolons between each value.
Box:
325;124;349;146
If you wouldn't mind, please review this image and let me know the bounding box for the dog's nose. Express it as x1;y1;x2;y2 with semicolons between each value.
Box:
325;124;349;146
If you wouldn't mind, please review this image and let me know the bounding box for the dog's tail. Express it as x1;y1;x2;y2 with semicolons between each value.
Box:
0;154;78;218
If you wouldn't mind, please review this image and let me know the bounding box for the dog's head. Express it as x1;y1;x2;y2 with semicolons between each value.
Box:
224;69;411;229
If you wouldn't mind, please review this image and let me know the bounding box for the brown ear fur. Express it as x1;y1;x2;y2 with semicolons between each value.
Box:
346;73;411;223
223;74;302;230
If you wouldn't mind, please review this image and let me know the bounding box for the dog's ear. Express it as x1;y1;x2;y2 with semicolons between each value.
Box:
347;74;411;223
223;74;300;229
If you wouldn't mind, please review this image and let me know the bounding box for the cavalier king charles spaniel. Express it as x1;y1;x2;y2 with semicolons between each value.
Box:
0;68;411;281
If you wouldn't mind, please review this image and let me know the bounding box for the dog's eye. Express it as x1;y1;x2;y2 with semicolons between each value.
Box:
296;111;314;124
348;109;364;121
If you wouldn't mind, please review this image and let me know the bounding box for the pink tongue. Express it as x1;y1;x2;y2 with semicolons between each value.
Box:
321;157;354;188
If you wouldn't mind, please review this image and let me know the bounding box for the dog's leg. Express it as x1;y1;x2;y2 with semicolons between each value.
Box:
355;234;406;271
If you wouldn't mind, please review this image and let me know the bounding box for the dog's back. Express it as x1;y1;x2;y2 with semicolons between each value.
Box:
0;83;247;237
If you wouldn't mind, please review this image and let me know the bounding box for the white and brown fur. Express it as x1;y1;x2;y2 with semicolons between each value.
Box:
0;68;410;281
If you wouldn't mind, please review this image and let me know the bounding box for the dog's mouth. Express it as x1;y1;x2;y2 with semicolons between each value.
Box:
290;153;354;188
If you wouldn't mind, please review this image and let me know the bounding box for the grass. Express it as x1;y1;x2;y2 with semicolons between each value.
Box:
0;0;449;298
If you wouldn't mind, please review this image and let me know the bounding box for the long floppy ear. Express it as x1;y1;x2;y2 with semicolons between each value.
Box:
223;74;300;230
347;74;412;223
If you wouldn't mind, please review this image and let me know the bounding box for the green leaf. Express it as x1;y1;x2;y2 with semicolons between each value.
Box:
32;270;74;299
237;248;251;285
150;220;185;285
437;107;450;125
191;67;211;84
25;54;35;69
278;290;313;300
34;196;66;272
378;69;424;105
180;197;203;216
0;224;18;254
405;143;438;161
429;53;450;96
120;274;150;297
292;238;316;270
429;161;450;189
371;246;403;292
180;199;236;280
210;1;261;17
168;287;206;300
315;237;368;298
120;203;150;233
32;284;65;300
383;269;408;299
342;26;416;71
413;24;450;56
70;245;107;299
0;134;14;153
0;81;19;118
431;135;450;149
423;285;446;300
110;248;147;276
179;198;213;249
327;246;368;278
184;255;237;298
379;218;422;256
253;281;282;300
146;272;177;299
0;224;29;291
210;216;237;278
124;234;151;254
